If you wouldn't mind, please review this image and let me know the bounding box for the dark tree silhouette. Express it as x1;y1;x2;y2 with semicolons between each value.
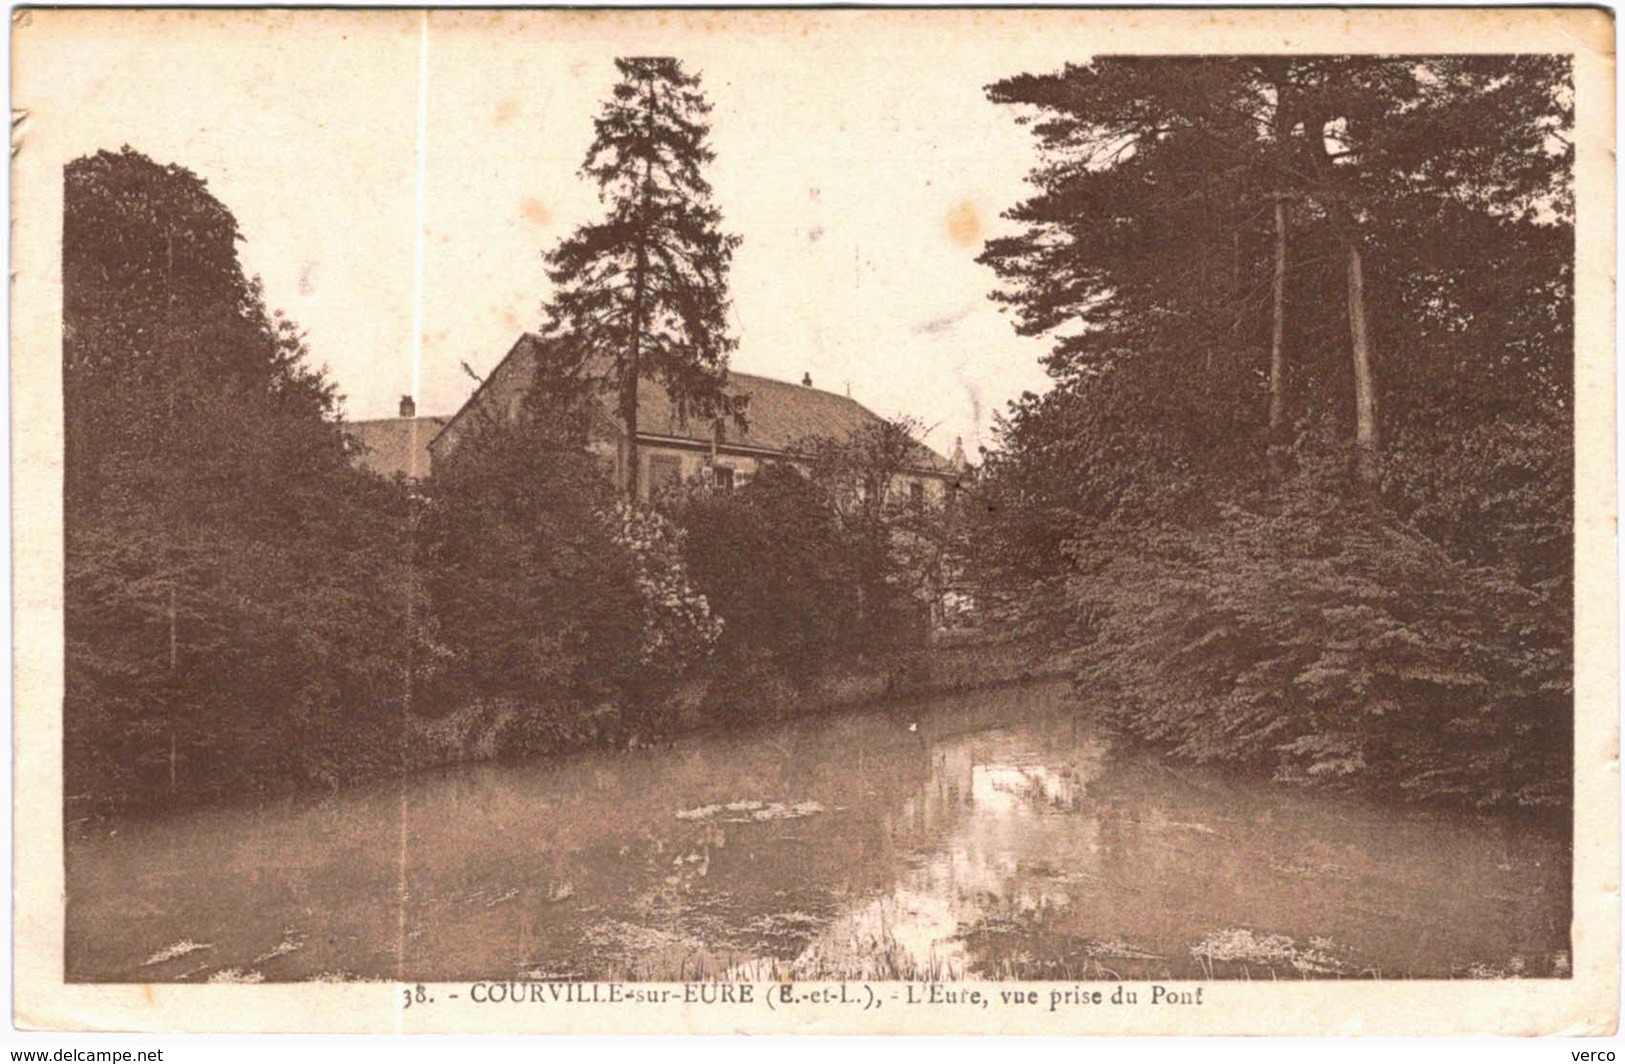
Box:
981;55;1571;491
970;56;1574;807
540;57;741;499
64;147;416;808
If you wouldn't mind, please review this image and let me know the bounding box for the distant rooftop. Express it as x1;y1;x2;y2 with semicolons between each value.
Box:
435;332;955;473
629;365;953;472
348;413;447;479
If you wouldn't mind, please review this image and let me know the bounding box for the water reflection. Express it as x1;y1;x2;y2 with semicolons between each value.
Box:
66;679;1570;982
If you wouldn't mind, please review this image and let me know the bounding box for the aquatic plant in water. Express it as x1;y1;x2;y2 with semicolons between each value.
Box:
1189;928;1348;976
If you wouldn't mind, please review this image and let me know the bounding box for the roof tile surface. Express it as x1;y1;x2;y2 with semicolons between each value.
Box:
348;416;447;479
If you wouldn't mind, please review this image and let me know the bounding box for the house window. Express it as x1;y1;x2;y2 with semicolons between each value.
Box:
712;465;735;491
910;480;925;507
649;454;683;492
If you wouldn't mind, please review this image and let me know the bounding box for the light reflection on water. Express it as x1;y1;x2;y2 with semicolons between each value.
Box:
66;679;1570;982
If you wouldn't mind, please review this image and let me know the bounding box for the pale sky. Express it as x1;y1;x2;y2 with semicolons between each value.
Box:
21;10;1106;455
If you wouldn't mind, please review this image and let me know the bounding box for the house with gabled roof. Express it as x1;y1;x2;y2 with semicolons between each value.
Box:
423;332;966;501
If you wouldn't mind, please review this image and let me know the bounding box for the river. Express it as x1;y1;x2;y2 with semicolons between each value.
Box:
66;678;1570;982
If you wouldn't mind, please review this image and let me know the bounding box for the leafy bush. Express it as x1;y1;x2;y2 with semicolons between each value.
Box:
606;501;723;675
422;415;644;714
670;463;863;681
1071;491;1570;808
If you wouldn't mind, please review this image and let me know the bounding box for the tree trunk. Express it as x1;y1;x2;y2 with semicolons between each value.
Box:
1345;239;1379;485
1262;62;1294;485
621;325;641;500
621;76;661;501
1308;112;1380;486
1267;194;1289;481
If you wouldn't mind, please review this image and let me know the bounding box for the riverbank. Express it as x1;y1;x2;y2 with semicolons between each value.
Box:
66;630;1071;821
409;630;1075;775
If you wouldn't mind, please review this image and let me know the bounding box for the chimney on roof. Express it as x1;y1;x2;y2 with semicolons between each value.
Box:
801;372;813;387
399;395;417;418
951;436;968;470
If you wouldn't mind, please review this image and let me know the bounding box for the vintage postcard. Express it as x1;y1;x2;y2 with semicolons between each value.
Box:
11;6;1617;1035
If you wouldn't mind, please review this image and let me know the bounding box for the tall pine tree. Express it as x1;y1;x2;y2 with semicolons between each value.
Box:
540;57;741;499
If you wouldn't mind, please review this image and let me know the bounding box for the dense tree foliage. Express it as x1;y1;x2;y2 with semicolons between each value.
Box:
670;463;861;681
970;56;1573;807
421;413;641;715
666;439;945;716
65;148;418;808
802;417;953;640
1072;496;1570;809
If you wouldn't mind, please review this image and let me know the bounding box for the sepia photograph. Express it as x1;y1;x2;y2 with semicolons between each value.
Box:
10;6;1616;1036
